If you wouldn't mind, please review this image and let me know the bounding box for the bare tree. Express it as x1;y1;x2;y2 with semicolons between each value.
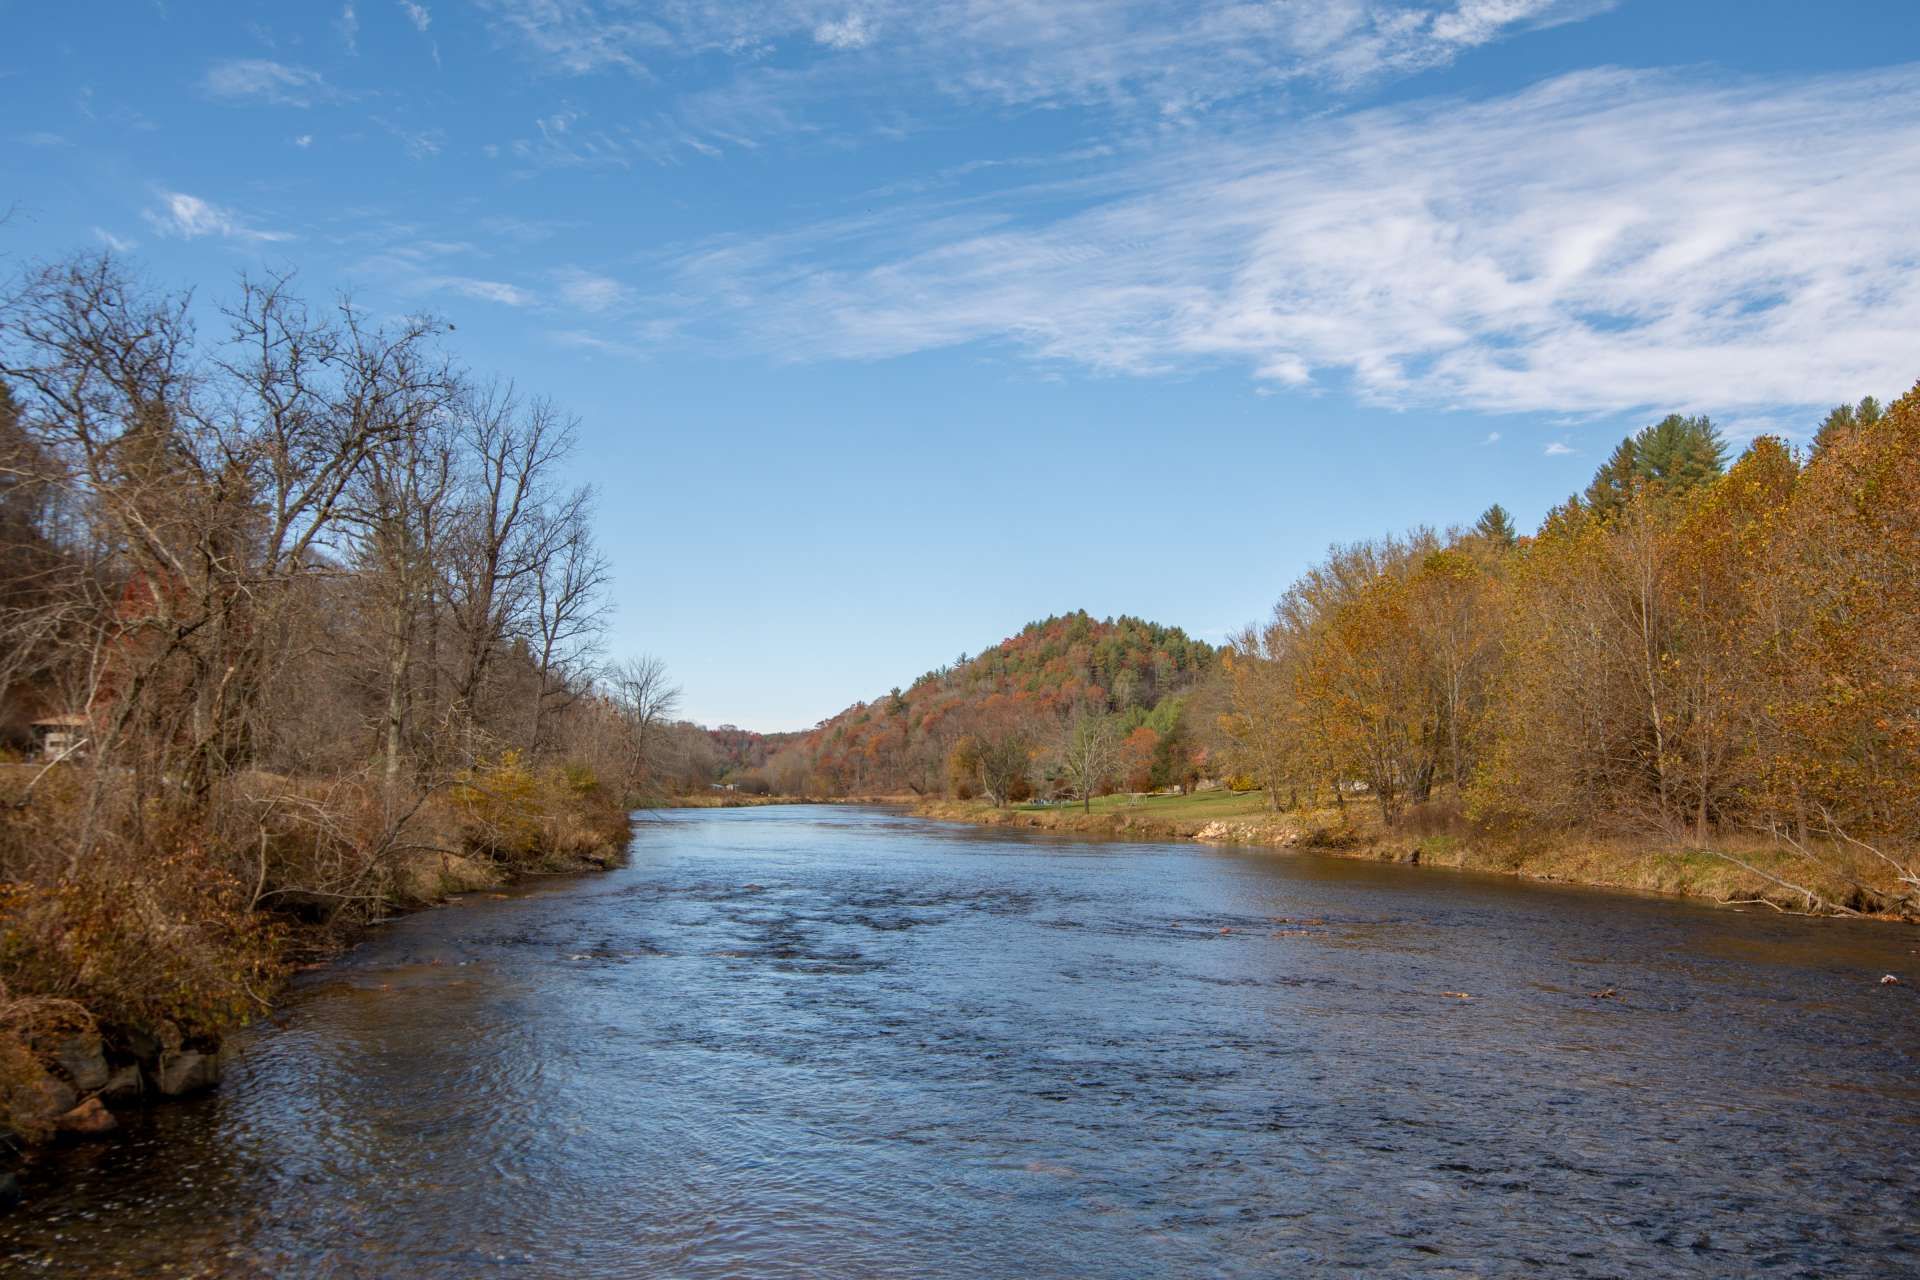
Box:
607;655;680;798
1056;708;1119;814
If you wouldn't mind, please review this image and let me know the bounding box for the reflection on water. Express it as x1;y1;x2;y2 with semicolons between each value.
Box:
6;806;1917;1277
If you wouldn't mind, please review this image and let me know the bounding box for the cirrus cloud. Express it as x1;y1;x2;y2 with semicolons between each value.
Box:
663;64;1920;419
201;59;344;107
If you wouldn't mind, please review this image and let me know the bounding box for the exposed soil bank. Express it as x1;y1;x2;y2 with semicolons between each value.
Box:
914;798;1916;922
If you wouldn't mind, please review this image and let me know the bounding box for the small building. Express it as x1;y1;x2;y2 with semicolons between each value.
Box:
30;715;90;761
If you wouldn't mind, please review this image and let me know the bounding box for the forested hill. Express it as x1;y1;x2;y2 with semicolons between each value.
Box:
755;612;1216;797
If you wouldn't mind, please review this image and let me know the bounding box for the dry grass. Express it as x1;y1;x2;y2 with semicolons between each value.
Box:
0;753;634;1147
920;791;1916;920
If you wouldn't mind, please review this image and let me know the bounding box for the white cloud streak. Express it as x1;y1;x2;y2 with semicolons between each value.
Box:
142;191;293;243
202;59;341;107
665;65;1920;418
477;0;1607;110
556;269;629;312
429;276;537;306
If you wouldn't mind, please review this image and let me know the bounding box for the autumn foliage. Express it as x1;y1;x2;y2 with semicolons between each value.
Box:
1220;389;1920;914
759;612;1214;799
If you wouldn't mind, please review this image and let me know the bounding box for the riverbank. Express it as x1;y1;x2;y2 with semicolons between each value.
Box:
0;757;635;1179
916;791;1917;920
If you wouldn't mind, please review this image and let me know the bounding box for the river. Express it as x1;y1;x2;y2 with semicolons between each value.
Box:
4;806;1917;1277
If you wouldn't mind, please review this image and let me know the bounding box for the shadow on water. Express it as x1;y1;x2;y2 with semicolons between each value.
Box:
6;804;1918;1277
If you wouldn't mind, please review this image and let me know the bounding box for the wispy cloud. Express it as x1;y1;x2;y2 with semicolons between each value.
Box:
476;0;1609;114
202;59;341;107
556;268;629;312
375;117;447;158
660;65;1920;419
399;1;431;33
1543;442;1574;456
1481;431;1501;446
428;276;536;306
813;14;874;51
92;227;138;252
142;190;293;243
339;2;361;55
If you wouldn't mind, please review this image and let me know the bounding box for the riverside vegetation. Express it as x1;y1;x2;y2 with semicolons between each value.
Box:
761;399;1920;921
0;254;681;1160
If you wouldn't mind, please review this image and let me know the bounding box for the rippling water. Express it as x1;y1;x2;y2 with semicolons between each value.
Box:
6;806;1918;1277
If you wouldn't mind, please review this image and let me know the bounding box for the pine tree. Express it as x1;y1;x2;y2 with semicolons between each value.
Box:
1811;395;1882;457
1585;414;1727;516
1473;503;1518;548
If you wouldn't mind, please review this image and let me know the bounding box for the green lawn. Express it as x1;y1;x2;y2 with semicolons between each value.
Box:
1014;788;1276;821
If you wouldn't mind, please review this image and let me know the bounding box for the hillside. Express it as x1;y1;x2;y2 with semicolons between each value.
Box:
755;611;1217;798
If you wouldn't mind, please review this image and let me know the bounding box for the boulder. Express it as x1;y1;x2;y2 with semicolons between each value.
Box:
13;1072;77;1133
54;1032;110;1093
56;1097;117;1138
100;1063;143;1103
155;1050;219;1097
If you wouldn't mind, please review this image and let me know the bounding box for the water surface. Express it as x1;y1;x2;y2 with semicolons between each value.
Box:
6;806;1917;1277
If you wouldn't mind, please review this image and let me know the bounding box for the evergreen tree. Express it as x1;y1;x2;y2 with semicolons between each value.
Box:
1811;395;1882;457
1473;503;1518;548
1584;437;1640;517
1585;413;1727;516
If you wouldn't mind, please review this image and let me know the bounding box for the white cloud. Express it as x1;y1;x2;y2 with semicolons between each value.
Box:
664;65;1920;419
1543;442;1574;456
202;59;338;107
340;2;361;54
294;134;314;148
142;190;293;243
476;0;1607;111
1481;431;1501;446
429;276;536;306
813;14;873;51
556;269;629;312
399;1;431;33
92;227;138;252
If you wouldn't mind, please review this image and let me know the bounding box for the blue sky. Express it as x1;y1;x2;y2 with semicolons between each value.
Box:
4;1;1918;730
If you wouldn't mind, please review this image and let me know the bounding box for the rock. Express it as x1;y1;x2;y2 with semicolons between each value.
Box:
1881;974;1901;986
155;1050;220;1097
14;1071;77;1132
56;1097;116;1137
100;1063;143;1103
54;1032;109;1093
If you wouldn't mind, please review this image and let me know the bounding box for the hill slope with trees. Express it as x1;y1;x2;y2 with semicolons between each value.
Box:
755;612;1216;801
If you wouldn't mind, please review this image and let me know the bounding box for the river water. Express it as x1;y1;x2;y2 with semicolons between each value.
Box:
4;806;1917;1277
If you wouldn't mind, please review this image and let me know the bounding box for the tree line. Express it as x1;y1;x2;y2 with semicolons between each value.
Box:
1216;399;1920;915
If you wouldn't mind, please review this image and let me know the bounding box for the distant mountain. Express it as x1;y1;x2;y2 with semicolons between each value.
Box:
756;611;1216;797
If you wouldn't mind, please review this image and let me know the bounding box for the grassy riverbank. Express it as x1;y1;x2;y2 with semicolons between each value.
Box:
916;790;1914;920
